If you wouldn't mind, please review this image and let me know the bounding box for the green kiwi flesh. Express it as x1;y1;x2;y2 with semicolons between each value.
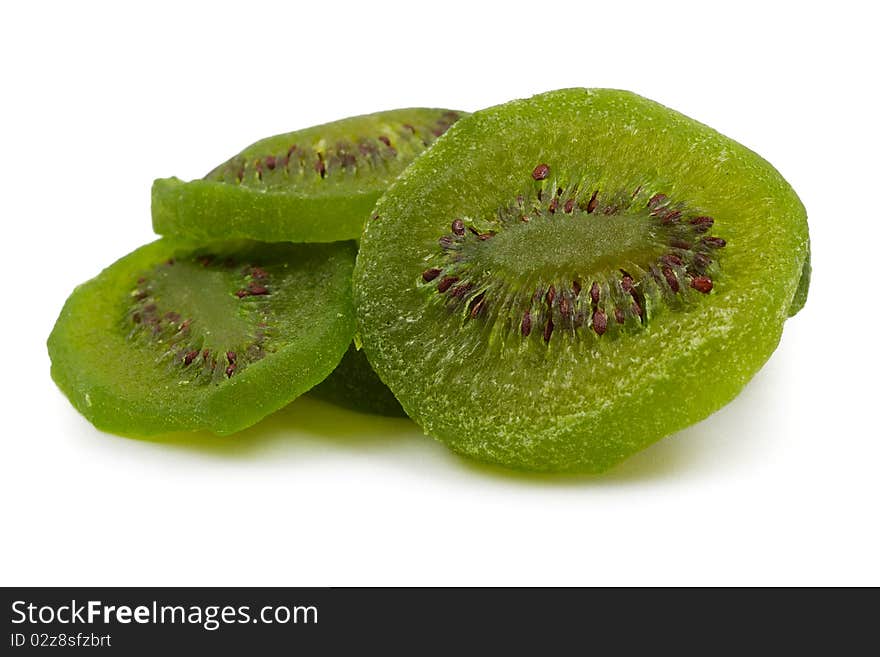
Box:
152;108;465;243
354;88;809;473
309;344;406;417
48;239;356;436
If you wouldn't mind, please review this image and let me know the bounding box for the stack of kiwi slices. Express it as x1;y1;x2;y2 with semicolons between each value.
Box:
49;89;809;473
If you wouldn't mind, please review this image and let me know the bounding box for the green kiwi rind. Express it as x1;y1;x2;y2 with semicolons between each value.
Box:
309;343;406;417
354;88;810;473
152;108;465;244
788;240;811;317
48;239;356;436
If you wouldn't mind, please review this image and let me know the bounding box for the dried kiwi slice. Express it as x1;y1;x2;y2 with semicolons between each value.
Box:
48;239;356;436
309;344;405;417
152;108;465;243
355;88;810;473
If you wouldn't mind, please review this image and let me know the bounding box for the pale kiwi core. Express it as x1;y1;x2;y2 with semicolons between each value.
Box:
481;211;661;279
148;261;255;355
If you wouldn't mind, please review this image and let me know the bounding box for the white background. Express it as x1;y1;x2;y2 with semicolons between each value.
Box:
2;1;877;586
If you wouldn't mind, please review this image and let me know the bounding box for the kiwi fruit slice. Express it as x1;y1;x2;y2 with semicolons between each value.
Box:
152;108;465;244
309;344;406;417
48;239;356;436
354;88;809;473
